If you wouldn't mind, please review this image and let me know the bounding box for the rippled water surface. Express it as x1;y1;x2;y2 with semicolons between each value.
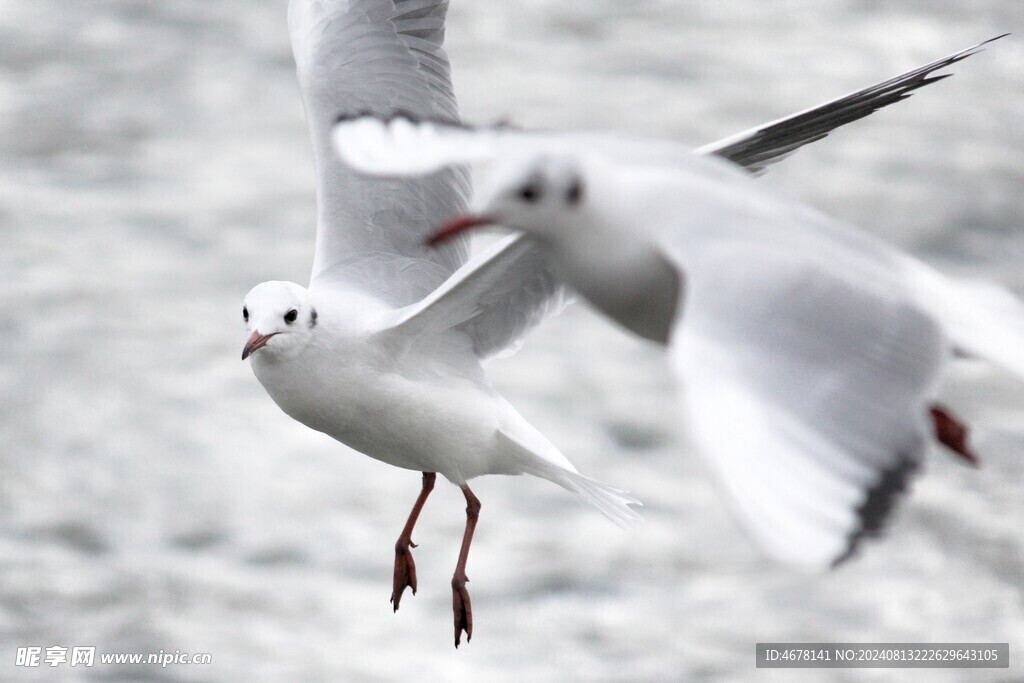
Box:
2;1;1023;680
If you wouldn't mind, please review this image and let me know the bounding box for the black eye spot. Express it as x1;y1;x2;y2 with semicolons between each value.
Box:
284;309;298;324
309;308;318;327
518;183;542;203
242;306;249;322
566;178;584;206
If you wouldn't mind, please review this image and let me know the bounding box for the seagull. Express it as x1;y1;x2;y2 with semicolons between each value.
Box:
247;0;635;647
245;0;1002;643
329;37;1016;570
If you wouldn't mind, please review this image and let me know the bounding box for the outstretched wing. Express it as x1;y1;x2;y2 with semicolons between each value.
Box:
290;0;469;304
329;35;1001;357
332;114;707;181
694;35;1007;173
669;241;946;569
333;36;1005;179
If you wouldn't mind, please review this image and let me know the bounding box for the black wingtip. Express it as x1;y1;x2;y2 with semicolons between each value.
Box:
948;33;1011;63
710;33;1009;171
831;455;921;569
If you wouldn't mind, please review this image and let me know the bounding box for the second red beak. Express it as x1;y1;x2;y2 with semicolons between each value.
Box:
427;215;496;246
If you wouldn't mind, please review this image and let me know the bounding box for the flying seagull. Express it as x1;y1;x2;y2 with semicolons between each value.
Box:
329;37;1015;569
247;0;1002;644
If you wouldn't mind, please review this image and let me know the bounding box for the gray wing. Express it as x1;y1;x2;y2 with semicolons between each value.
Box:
290;0;469;304
374;234;570;360
670;241;946;569
694;35;1007;173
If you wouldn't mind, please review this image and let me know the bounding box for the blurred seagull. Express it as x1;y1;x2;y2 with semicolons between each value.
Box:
330;37;1015;570
245;0;1003;643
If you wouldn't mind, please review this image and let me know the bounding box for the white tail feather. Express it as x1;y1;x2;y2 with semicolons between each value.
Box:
909;263;1024;380
497;429;644;528
542;468;645;529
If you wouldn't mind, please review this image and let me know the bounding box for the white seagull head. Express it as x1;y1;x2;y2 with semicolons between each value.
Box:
241;280;318;362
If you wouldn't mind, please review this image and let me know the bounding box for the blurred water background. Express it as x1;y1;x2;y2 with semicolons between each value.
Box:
2;0;1023;680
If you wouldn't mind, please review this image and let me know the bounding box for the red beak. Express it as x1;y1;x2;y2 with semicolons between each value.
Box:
427;214;496;246
241;331;277;360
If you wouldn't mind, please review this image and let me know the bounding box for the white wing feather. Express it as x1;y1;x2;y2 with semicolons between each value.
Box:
905;266;1024;382
332;117;699;176
375;233;570;360
669;241;946;568
289;0;469;303
293;1;566;355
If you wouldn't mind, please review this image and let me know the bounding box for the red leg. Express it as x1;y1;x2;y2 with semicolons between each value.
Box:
392;472;436;612
452;484;481;648
930;404;979;467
